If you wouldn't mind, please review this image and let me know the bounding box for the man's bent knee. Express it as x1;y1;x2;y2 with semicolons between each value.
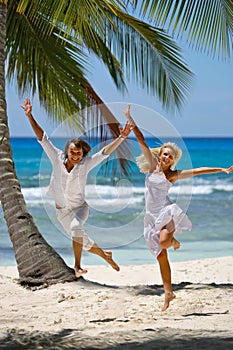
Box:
72;233;94;251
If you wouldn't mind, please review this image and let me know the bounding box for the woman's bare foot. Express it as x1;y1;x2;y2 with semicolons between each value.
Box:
171;238;180;250
104;251;120;271
74;267;88;278
162;291;176;311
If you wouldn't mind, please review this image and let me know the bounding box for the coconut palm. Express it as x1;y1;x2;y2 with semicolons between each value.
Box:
0;0;231;286
0;1;80;286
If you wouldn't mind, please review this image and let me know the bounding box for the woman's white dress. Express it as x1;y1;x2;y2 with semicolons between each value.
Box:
144;173;192;257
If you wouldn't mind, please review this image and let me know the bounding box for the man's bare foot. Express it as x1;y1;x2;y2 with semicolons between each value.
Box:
104;251;120;271
74;267;88;278
162;291;176;311
171;238;180;250
105;251;112;258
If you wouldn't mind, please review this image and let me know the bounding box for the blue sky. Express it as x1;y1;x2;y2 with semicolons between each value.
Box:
7;43;233;138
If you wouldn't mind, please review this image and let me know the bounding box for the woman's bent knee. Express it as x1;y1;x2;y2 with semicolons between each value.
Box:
159;237;173;249
159;225;175;249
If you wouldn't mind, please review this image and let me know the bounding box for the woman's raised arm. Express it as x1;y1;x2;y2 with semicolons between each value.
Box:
124;104;157;170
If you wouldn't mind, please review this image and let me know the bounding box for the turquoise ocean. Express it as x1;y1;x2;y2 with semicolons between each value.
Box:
0;136;232;266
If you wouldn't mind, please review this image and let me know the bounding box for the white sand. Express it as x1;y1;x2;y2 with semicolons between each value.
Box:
0;256;232;349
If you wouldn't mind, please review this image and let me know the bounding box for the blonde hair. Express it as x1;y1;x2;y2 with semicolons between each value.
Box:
136;142;182;173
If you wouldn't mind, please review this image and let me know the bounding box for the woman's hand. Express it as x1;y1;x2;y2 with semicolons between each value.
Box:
225;165;233;174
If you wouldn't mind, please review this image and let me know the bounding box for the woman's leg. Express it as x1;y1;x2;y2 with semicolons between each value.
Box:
159;219;180;250
157;249;176;311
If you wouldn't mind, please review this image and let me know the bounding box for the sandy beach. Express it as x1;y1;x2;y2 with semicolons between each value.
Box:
0;256;232;349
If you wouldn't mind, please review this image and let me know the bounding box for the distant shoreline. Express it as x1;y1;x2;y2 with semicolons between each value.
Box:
10;135;233;139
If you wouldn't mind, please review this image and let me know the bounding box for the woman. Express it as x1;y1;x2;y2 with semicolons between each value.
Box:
22;98;132;278
124;104;233;311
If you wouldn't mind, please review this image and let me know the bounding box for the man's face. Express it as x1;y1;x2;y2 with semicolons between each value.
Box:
67;143;83;165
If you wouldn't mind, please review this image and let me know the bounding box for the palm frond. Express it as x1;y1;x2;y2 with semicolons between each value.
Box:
15;0;126;37
7;9;87;125
14;0;127;93
6;1;133;176
134;0;233;59
105;10;193;111
14;0;194;111
72;20;127;92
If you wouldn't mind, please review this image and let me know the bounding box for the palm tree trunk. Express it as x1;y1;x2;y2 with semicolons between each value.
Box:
0;2;76;286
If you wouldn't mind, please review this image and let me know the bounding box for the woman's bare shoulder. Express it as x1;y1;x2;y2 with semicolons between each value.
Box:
166;170;178;184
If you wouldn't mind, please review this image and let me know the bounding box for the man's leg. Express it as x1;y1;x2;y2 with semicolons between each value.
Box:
88;243;120;271
72;238;88;277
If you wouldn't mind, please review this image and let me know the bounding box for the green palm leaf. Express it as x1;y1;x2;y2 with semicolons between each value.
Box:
14;0;193;112
6;0;133;175
104;9;193;110
134;0;233;59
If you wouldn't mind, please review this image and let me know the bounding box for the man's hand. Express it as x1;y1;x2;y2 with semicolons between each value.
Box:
119;121;133;139
124;104;135;128
21;97;32;117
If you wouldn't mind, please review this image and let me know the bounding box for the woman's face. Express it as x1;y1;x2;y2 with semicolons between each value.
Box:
67;142;83;166
159;147;175;169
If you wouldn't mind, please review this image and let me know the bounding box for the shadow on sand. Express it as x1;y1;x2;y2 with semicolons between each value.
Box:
0;327;232;349
3;280;231;349
128;281;233;297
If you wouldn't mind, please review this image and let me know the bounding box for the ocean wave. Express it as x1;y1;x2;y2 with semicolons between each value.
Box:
170;184;233;195
20;180;233;208
21;187;53;206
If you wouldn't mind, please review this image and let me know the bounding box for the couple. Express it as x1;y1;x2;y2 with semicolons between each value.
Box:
22;100;233;311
